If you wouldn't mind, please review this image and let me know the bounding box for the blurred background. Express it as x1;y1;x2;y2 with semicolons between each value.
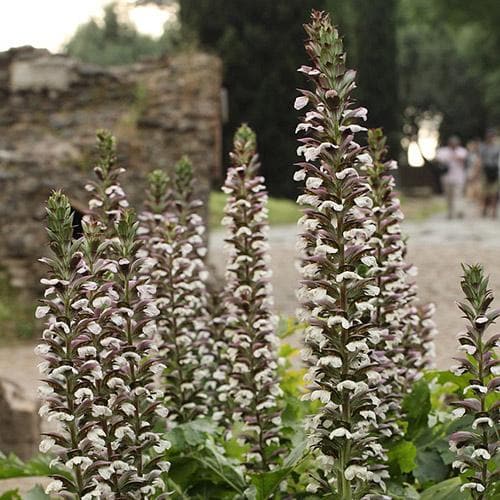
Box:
0;1;499;479
1;0;499;196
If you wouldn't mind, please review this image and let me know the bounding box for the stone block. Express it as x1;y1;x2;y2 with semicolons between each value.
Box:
0;378;40;460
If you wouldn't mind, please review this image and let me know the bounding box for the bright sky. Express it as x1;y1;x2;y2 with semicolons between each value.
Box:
0;0;172;53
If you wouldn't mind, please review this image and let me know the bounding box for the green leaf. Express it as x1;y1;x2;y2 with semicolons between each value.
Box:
191;441;247;494
386;482;420;500
414;448;449;485
24;486;50;500
420;477;468;500
402;379;431;439
0;490;21;500
388;440;417;473
248;441;307;500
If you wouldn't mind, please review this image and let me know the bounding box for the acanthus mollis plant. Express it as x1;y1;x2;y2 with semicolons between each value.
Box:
294;11;389;498
449;264;499;498
85;129;129;233
36;191;101;497
221;124;283;472
138;163;210;425
37;192;169;497
96;208;170;496
412;303;437;373
364;128;425;434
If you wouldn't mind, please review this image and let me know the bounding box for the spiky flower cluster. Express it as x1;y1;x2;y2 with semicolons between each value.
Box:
138;159;212;425
221;124;283;472
36;192;168;498
364;128;424;433
295;11;389;497
449;264;499;498
36;132;169;498
85;130;128;233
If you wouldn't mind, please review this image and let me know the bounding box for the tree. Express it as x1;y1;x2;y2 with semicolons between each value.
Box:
353;0;400;154
179;0;319;197
66;2;164;66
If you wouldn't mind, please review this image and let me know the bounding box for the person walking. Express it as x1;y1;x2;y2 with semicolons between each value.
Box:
435;135;468;219
479;128;500;218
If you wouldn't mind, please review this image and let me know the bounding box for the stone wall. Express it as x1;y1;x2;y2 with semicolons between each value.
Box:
0;47;222;292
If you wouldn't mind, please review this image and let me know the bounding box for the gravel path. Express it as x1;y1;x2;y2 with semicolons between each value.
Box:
1;210;499;493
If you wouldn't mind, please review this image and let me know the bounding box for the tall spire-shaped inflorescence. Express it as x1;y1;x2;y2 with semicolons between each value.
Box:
96;208;170;496
449;264;499;498
294;11;388;497
36;192;102;497
86;129;128;233
364;128;418;435
139;162;210;425
221;124;283;472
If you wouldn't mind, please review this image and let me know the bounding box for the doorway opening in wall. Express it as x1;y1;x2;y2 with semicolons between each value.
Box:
71;205;84;239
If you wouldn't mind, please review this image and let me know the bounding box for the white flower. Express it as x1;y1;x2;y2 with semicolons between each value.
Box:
78;346;97;358
306;177;323;189
471;448;491;460
344;465;371;481
87;322;102;335
460;482;485;493
294;169;306;181
336;380;357;391
35;306;50;319
39;437;55;453
153;439;171;454
464;384;487;394
46;480;63;494
294;95;309;110
452;407;466;419
354;196;373;209
66;456;92;470
472;417;493;429
34;344;50;356
330;427;352;439
310;390;331;403
144;303;160;317
92;405;112;417
458;344;476;355
336;271;362;282
318;356;342;368
121;402;136;416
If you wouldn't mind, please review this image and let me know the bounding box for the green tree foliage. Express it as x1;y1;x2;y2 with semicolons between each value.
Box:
397;0;487;141
354;0;400;154
179;0;318;197
66;2;164;66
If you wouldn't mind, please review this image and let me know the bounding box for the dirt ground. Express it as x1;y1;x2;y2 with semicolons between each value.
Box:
1;209;499;494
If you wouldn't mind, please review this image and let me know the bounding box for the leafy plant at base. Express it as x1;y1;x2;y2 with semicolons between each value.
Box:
448;264;499;498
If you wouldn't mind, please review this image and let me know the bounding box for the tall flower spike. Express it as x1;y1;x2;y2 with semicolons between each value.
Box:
86;129;128;232
95;208;169;496
221;124;283;473
449;264;499;498
295;12;388;497
139;165;210;425
364;128;422;435
36;192;98;497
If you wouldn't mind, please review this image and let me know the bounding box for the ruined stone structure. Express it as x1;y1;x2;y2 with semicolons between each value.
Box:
0;378;40;460
0;47;222;292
